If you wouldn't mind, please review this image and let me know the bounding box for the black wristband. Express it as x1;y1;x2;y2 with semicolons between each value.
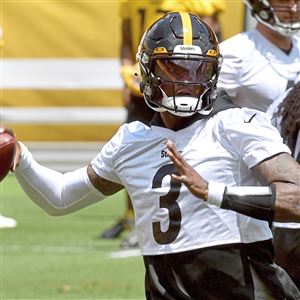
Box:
221;184;276;222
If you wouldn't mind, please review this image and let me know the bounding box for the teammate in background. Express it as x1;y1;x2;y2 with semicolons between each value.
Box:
9;12;300;298
267;83;300;289
268;83;300;163
0;26;18;229
217;0;300;289
101;0;227;249
218;0;300;111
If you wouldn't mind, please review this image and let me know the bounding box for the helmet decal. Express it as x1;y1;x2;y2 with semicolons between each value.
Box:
173;45;202;54
179;12;193;45
154;47;168;54
207;49;218;57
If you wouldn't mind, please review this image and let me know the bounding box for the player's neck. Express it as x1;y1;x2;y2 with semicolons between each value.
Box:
160;112;187;131
256;23;293;52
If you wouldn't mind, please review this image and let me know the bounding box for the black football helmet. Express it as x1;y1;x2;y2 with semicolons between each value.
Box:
244;0;300;36
137;12;222;117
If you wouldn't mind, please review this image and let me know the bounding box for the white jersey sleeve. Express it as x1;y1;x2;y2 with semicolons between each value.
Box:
91;125;125;185
214;108;291;168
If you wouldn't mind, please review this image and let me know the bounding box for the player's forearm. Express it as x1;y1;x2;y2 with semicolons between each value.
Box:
167;140;300;222
14;143;105;216
272;182;300;222
206;182;300;222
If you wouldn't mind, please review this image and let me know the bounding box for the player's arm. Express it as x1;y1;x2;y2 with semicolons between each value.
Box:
251;153;300;222
120;18;134;66
166;140;300;223
13;142;123;216
120;18;142;103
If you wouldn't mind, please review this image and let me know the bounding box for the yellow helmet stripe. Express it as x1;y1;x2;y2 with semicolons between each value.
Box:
179;12;193;45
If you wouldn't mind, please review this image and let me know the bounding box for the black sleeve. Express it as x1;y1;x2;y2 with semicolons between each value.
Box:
221;185;276;222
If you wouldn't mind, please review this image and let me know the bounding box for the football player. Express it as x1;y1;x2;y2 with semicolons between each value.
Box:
218;0;300;111
103;0;227;248
218;0;300;289
11;13;300;298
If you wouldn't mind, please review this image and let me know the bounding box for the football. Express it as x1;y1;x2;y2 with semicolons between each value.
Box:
0;127;16;182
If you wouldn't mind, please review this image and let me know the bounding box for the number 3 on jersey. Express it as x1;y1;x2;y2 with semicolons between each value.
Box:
152;164;182;244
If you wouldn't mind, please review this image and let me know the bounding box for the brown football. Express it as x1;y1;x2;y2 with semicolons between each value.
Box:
0;128;16;182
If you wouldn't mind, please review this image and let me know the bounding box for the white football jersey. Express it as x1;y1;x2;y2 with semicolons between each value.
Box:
91;109;290;256
218;28;300;112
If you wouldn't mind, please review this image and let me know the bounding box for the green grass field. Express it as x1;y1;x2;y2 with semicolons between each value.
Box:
1;175;145;300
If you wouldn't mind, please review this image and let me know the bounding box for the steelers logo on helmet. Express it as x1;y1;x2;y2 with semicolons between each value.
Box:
243;0;300;36
137;12;222;117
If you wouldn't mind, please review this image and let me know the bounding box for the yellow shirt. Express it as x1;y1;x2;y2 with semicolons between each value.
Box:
120;0;168;58
120;0;226;58
161;0;226;18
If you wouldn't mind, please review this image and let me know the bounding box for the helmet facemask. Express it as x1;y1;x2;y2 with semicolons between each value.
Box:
137;12;222;117
244;0;300;36
139;52;221;117
271;1;300;36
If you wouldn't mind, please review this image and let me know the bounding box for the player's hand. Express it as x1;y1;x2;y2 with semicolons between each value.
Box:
11;141;22;172
166;139;208;200
120;64;142;97
5;127;22;172
4;127;21;172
